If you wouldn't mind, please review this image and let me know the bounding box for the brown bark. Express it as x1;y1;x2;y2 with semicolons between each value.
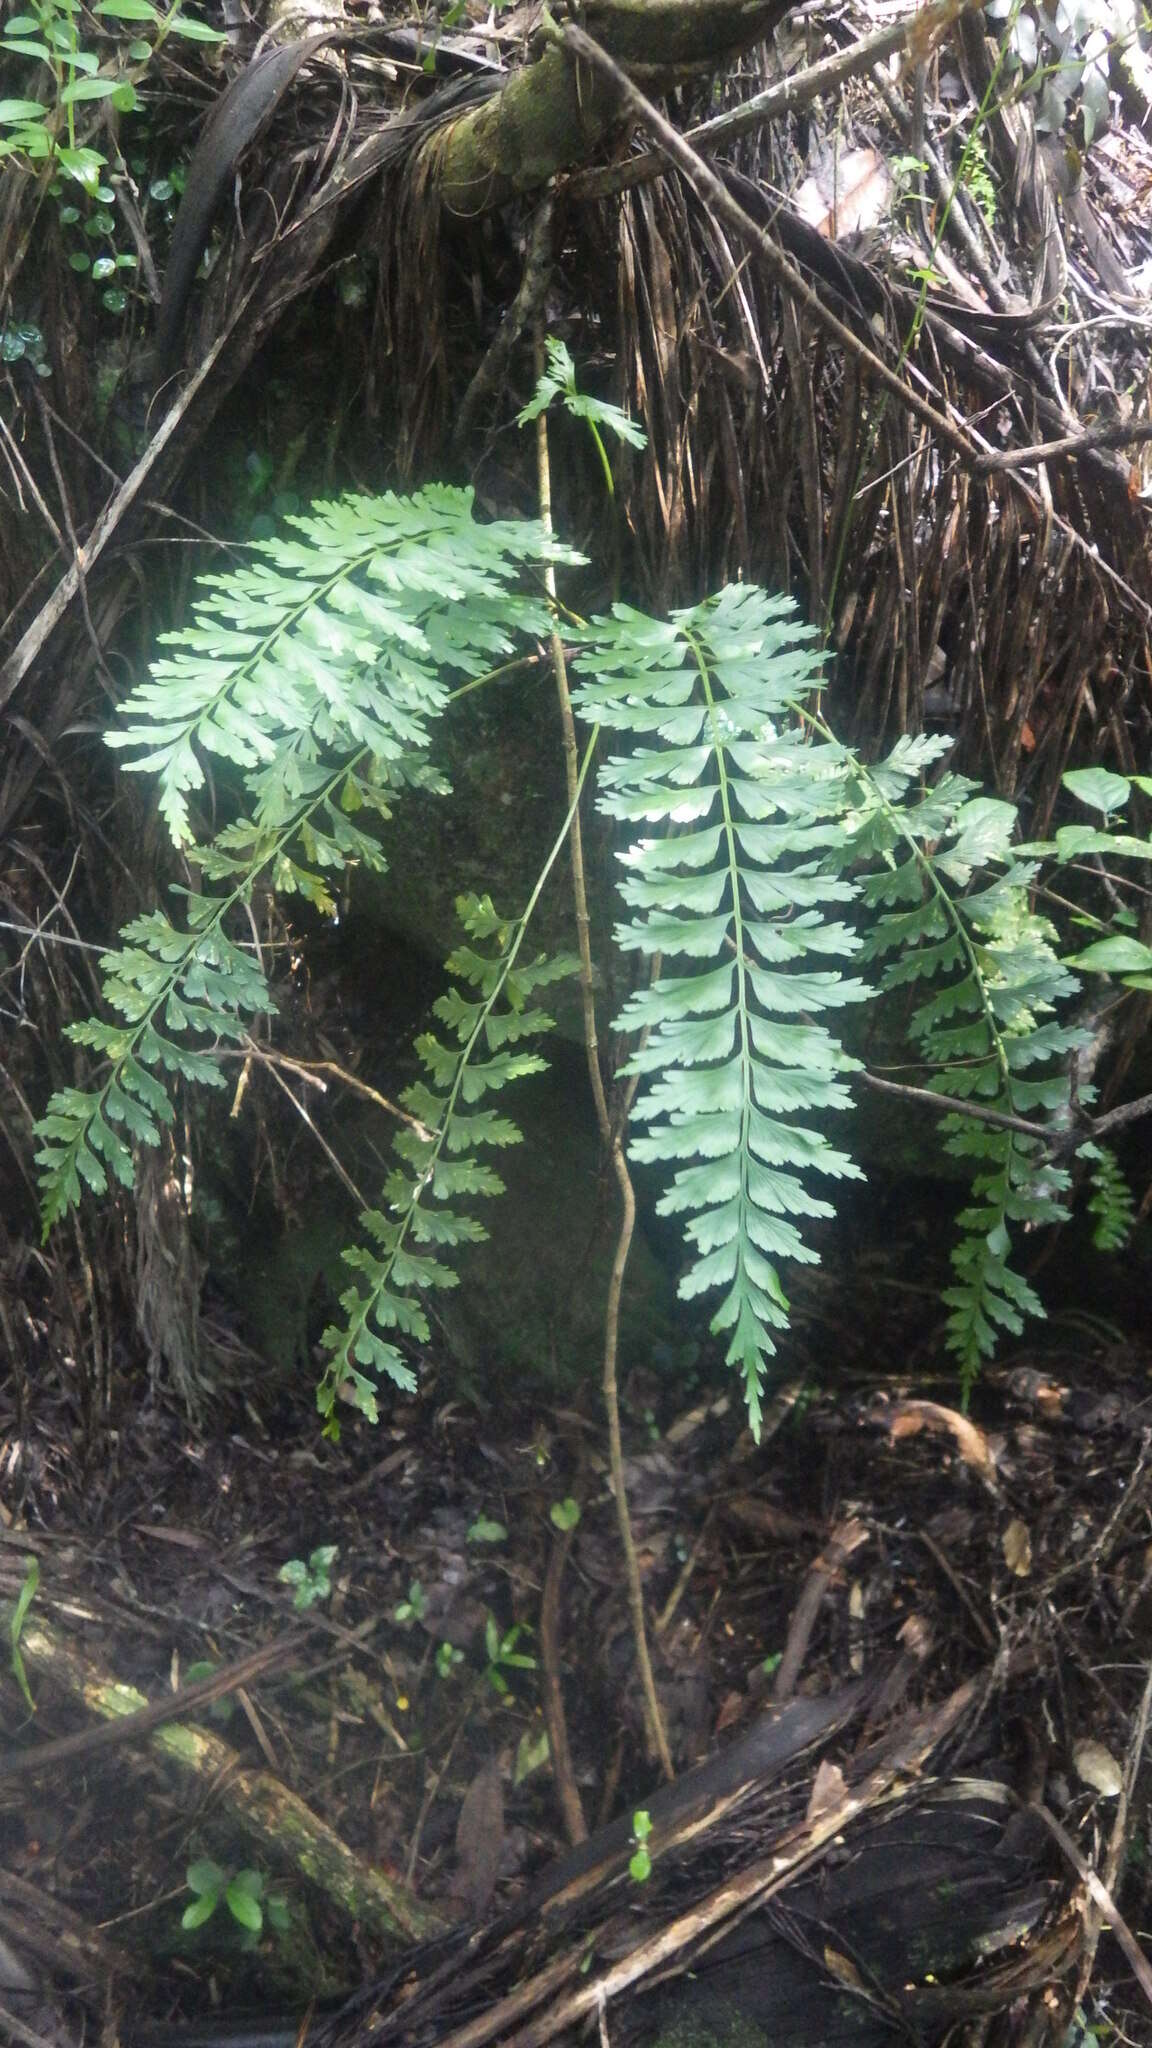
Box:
431;0;790;216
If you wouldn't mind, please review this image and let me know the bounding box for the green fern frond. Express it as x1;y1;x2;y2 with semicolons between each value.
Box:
317;895;578;1433
34;891;272;1227
574;585;867;1437
36;495;580;1234
852;778;1086;1394
106;488;576;847
1084;1145;1135;1252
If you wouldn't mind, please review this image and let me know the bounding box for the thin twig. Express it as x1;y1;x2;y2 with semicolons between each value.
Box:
976;418;1152;471
567;0;990;202
541;1520;588;1844
533;333;673;1782
0;1632;303;1779
773;1518;869;1703
1029;1801;1152;2015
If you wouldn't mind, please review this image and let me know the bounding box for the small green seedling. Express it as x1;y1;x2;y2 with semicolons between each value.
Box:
394;1579;427;1624
435;1641;465;1679
483;1616;536;1698
549;1498;580;1532
518;334;646;502
629;1810;653;1883
466;1515;508;1544
277;1545;338;1610
9;1557;39;1712
184;1660;235;1723
182;1860;289;1943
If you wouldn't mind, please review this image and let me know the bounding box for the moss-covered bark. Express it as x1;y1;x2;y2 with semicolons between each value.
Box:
432;0;790;216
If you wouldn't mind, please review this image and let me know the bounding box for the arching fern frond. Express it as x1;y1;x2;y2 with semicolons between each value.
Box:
106;487;575;847
36;492;579;1232
574;585;867;1436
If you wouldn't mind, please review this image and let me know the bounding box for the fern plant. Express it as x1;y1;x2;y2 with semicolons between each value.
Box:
33;478;1152;1432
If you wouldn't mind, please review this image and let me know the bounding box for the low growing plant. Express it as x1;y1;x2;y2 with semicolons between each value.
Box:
182;1858;289;1942
32;478;1152;1433
277;1545;338;1611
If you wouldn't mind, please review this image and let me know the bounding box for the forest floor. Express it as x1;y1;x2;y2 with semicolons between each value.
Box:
2;1319;1151;2048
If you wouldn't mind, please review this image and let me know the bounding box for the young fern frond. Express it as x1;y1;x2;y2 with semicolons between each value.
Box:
318;894;577;1432
574;586;868;1436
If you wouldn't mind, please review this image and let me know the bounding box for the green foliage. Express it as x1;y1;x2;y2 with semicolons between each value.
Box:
277;1545;338;1610
629;1809;653;1883
518;335;646;451
182;1860;289;1941
106;487;568;848
853;773;1082;1394
34;487;574;1237
483;1615;536;1697
0;319;50;374
1;0;222;190
1084;1147;1135;1254
34;481;1152;1433
316;891;578;1431
394;1580;428;1624
572;586;868;1434
519;335;646;500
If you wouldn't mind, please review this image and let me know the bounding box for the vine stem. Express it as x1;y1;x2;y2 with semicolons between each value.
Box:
533;330;674;1782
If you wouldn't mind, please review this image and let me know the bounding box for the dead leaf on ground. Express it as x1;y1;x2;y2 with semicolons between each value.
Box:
453;1760;504;1919
1002;1519;1033;1577
1073;1740;1123;1797
886;1401;999;1489
793;148;893;239
806;1757;847;1823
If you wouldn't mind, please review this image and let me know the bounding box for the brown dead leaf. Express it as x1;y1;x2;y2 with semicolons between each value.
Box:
1002;1519;1033;1577
806;1757;847;1824
453;1761;504;1919
897;1614;933;1660
1073;1740;1123;1797
793;148;893;240
714;1690;746;1734
886;1400;999;1488
823;1946;864;1989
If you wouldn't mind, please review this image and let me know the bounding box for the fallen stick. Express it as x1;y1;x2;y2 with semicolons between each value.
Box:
16;1619;442;1945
